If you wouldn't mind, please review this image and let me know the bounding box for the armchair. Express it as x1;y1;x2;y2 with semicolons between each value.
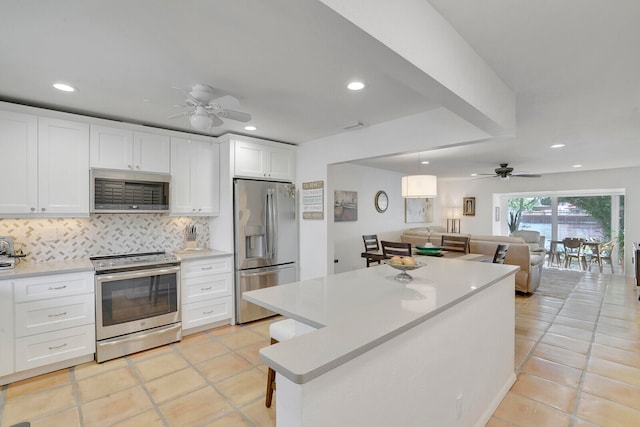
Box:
510;230;546;254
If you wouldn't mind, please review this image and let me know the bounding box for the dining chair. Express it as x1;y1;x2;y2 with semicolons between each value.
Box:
362;234;382;267
547;240;563;268
596;241;616;273
562;238;586;270
492;244;509;264
266;319;316;407
441;235;470;253
381;240;412;258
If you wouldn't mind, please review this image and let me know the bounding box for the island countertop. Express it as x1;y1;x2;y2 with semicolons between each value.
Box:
244;257;519;384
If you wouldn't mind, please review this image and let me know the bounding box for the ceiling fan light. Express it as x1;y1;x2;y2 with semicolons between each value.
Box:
401;175;437;198
189;113;213;130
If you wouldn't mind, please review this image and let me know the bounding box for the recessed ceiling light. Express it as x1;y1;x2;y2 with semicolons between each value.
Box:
244;125;257;131
421;160;430;165
53;82;76;92
550;144;566;148
470;173;478;177
573;164;583;168
347;81;365;91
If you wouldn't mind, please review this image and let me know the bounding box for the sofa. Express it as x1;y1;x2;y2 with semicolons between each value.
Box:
400;227;544;294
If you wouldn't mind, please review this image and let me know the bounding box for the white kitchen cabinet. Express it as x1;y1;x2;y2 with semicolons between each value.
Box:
0;110;38;214
170;136;220;216
0;112;89;217
90;125;170;173
10;271;95;373
181;256;233;332
234;138;295;181
0;279;14;377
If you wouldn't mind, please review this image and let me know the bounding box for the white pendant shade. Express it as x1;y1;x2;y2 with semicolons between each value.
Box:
189;111;213;130
402;175;437;198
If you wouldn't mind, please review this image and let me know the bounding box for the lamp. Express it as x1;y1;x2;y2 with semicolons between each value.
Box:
401;175;437;198
446;207;461;233
189;106;214;131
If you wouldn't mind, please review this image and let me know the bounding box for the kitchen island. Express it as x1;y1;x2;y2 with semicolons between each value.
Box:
244;257;519;427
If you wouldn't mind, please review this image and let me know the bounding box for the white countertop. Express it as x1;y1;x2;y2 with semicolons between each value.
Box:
0;258;94;279
244;257;519;384
173;248;233;261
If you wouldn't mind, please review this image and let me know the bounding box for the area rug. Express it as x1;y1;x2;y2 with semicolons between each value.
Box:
534;268;585;299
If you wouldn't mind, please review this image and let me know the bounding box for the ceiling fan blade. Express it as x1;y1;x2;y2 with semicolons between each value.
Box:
209;114;224;127
512;174;542;178
168;111;191;119
209;95;240;110
216;109;252;122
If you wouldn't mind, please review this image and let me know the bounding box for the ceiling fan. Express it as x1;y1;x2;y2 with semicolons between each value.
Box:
477;163;541;180
169;83;252;131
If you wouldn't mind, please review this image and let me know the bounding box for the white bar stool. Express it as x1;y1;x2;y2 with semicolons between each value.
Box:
265;318;315;407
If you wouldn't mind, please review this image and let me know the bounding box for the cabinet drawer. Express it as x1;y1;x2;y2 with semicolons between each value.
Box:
15;293;95;338
14;272;94;302
15;324;95;372
182;273;232;304
182;257;232;278
182;296;232;330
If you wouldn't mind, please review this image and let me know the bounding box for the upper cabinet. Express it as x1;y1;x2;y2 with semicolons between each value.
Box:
90;125;170;174
234;138;295;181
170;136;220;216
0;111;89;217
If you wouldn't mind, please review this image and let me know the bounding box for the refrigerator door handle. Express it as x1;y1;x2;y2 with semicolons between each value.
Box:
240;265;295;278
265;189;277;260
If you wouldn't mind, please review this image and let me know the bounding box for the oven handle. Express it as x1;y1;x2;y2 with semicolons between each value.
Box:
95;265;181;283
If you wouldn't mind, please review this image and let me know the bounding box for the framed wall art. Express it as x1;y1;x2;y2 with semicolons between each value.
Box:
404;198;433;223
334;190;358;222
463;197;476;216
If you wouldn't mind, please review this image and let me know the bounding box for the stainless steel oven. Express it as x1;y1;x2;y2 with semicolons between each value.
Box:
92;252;181;362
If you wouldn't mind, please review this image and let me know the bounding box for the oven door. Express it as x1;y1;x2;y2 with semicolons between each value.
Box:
95;265;180;341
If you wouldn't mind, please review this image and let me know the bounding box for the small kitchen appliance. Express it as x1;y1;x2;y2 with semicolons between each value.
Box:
0;236;16;270
91;251;182;362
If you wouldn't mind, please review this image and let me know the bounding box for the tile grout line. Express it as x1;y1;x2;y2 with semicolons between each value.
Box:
69;365;86;427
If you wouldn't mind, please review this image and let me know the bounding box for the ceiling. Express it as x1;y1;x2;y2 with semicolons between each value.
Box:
2;1;640;178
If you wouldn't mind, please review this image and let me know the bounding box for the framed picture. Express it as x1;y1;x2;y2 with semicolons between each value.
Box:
463;197;476;216
334;190;358;222
405;198;433;223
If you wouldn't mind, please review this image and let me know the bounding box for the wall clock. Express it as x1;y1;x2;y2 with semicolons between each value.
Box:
374;191;388;213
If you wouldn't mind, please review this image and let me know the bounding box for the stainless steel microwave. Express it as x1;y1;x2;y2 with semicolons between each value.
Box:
90;169;170;213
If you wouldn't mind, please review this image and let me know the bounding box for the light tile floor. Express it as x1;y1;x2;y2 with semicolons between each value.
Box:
0;271;638;427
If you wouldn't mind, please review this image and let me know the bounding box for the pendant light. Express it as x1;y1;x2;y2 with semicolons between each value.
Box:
401;175;438;198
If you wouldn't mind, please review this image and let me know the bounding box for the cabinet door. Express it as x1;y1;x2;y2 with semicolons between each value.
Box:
267;146;295;181
0;110;38;214
90;125;134;170
0;280;14;376
134;131;170;173
235;140;266;178
38;118;90;215
170;136;195;214
192;140;220;215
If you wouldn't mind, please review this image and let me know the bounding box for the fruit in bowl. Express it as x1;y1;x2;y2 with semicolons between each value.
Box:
401;256;416;266
389;256;403;265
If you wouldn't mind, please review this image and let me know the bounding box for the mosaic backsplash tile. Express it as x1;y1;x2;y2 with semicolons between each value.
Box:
0;215;211;263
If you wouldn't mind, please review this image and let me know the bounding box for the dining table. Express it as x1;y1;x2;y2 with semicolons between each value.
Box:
361;248;493;264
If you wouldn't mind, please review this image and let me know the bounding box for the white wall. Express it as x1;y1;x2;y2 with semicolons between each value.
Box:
328;163;442;273
439;167;639;276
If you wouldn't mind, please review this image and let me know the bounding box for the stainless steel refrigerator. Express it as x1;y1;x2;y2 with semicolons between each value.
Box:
234;178;298;323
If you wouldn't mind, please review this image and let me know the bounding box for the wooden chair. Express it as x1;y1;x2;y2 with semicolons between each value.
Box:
266;319;315;407
381;240;412;258
547;240;563;267
441;235;470;253
492;244;509;264
362;235;382;267
594;241;616;273
562;238;586;270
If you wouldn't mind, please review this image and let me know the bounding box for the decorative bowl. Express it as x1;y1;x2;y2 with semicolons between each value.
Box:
386;261;425;282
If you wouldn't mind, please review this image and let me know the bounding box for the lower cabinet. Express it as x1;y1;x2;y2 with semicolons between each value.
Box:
181;256;233;333
1;271;95;383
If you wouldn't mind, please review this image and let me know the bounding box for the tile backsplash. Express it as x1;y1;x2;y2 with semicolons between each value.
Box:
0;215;211;263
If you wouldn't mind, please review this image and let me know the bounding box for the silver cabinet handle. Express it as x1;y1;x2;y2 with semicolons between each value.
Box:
201;266;213;271
202;310;214;315
41;207;46;212
49;343;68;350
48;285;67;290
48;312;67;318
201;286;212;291
128;164;133;169
30;207;35;212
